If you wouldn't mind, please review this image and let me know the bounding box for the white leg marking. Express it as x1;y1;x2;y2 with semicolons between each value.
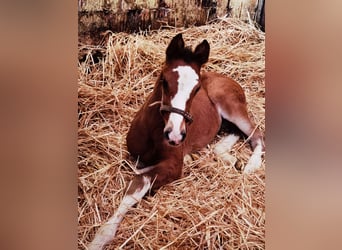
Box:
217;108;253;137
244;139;263;174
214;134;239;165
133;165;156;175
128;159;156;175
183;154;193;164
87;176;151;250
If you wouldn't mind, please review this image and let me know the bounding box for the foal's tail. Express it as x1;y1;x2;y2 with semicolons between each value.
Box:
87;175;151;250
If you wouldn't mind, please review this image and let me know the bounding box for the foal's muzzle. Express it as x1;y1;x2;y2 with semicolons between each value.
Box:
160;104;192;146
163;127;186;146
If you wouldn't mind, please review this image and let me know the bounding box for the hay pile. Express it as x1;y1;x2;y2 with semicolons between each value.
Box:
78;18;265;249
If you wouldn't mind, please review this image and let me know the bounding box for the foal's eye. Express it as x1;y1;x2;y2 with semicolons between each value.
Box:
160;109;168;117
162;79;169;92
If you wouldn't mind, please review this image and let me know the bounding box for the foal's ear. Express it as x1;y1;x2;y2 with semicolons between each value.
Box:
194;40;210;66
166;33;185;61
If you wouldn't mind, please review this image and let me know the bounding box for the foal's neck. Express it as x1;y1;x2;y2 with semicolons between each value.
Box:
144;75;163;107
139;76;164;127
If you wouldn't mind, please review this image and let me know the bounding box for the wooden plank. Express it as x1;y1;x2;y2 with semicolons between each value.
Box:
228;0;258;22
255;0;265;31
78;0;264;45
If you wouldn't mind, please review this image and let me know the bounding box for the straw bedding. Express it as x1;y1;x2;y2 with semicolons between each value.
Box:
78;18;265;249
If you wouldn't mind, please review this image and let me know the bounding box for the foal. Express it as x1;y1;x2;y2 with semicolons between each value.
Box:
87;33;264;249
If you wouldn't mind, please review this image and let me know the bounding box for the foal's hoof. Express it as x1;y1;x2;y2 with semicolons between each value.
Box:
216;152;237;167
234;160;243;171
183;154;193;164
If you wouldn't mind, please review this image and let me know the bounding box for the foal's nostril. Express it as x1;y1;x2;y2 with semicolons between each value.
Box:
164;131;169;140
164;128;172;140
181;130;186;141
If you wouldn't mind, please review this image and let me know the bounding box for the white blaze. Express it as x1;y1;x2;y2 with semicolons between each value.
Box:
167;66;198;142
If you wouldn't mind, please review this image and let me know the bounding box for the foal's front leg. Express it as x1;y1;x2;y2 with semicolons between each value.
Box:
87;159;182;250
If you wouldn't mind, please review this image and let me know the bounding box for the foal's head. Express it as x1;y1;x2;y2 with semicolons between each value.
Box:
160;34;210;146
